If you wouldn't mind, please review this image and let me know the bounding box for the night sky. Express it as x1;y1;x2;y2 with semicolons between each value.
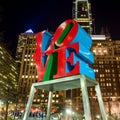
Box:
0;0;120;57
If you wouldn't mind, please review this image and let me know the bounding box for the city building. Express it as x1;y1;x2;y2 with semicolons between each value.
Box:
0;40;18;119
72;0;93;34
0;41;18;102
91;36;120;118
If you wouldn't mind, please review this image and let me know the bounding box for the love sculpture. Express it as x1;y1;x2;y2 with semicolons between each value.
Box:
33;19;95;81
23;19;106;120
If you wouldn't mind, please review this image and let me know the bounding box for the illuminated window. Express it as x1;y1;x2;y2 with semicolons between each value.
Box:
99;61;103;64
114;88;117;91
94;69;98;72
30;63;33;66
97;43;101;46
41;94;44;97
100;74;104;77
93;49;96;53
116;57;119;60
112;69;114;72
113;79;115;82
112;74;115;77
105;69;110;73
117;65;120;68
25;75;28;78
56;94;59;98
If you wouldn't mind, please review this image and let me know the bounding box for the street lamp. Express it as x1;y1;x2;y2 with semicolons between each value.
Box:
66;109;72;115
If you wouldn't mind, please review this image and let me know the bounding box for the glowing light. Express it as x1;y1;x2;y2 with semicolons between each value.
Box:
96;115;100;119
25;29;34;33
91;35;106;40
66;109;72;114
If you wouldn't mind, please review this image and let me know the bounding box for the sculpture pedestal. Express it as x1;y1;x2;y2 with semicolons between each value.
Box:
23;75;106;120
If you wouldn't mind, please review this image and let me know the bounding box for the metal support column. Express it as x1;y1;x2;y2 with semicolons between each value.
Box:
23;85;36;120
80;75;91;120
22;75;106;120
46;91;53;120
95;84;107;120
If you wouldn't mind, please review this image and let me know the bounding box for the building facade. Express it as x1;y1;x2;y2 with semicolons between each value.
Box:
72;0;92;34
91;38;120;117
16;32;37;104
0;41;18;103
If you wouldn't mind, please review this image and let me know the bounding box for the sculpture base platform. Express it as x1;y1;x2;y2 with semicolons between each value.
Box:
22;74;106;120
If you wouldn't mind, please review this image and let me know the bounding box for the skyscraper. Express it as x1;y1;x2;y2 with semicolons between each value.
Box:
91;36;120;117
72;0;92;34
16;32;37;104
0;41;18;102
